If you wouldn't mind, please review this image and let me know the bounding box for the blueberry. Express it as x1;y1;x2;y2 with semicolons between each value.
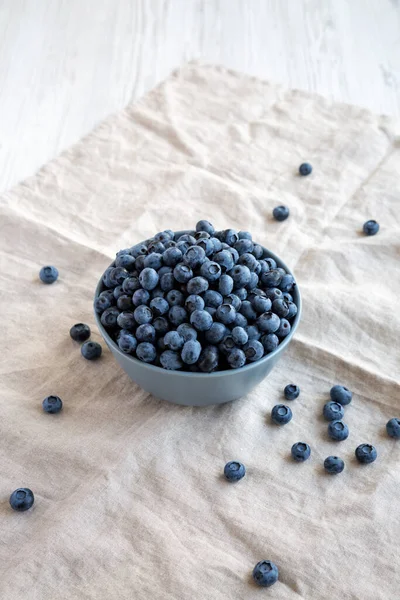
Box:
132;289;150;306
299;162;312;176
252;560;279;588
136;324;156;343
227;348;246;369
190;309;213;331
260;333;278;353
115;254;136;270
330;385;352;406
291;442;311;462
363;219;379;236
279;274;295;293
324;456;345;474
184;245;206;269
284;384;300;401
136;342;157;363
282;292;293;302
245;324;261;341
163;229;175;240
176;241;190;254
143;253;163;271
138;267;159;291
197;238;215;257
160;350;183;370
205;322;227;344
218;274;234;296
244;340;264;362
216;303;236;325
150;297;169;316
203;290;223;308
235;287;248;301
286;301;298;319
265;257;277;270
257;311;280;333
164;331;184;351
204;306;216;318
109;267;129;286
238;231;252;240
224;293;241;311
234;239;254;256
153;317;170;336
147;241;165;254
69;323;90;342
168;305;188;326
199;260;222;282
181;340;202;364
323;401;344;421
328;420;349;441
272;205;289;222
163;247;182;267
117;294;134;311
134;255;146;272
185;294;205;313
196;220;215;235
117;311;136;330
219;335;236;355
39;265;58;284
173;263;193;284
261;269;282;288
130;243;148;257
118;332;138;353
210;237;223;253
271;404;292;425
276;318;291;338
177;234;196;245
233;312;247;328
42;395;63;414
177;323;198;342
157;266;172;279
247;272;259;290
231;326;248;346
166;289;184;306
258;261;270;275
223;229;239;246
187;276;209;295
9;488;34;512
134;305;153;325
122;276;141;294
226;246;239;265
265;288;283;302
386;418;400;439
252;244;264;260
194;231;210;240
198;345;219;372
112;285;125;300
228;264;251;288
154;231;171;244
355;444;377;464
224;461;246;482
239;301;257;321
271;299;289;318
99;289;115;302
81;341;102;360
238;252;258;272
214;250;234;272
100;307;120;329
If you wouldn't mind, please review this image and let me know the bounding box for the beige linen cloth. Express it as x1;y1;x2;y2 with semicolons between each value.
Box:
1;63;400;600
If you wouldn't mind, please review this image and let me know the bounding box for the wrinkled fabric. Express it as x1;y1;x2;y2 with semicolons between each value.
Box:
1;63;400;600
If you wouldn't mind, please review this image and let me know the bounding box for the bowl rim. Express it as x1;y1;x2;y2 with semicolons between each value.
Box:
94;232;302;378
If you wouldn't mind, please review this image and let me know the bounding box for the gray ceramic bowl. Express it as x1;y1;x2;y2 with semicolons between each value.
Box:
94;232;302;407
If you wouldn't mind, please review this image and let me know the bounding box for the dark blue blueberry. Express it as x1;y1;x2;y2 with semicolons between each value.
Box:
238;252;258;272
276;318;291;338
261;333;279;353
238;230;252;241
226;246;239;265
154;231;171;244
153;317;170;336
187;276;209;295
205;306;216;318
260;269;283;288
291;442;311;462
69;323;90;342
235;287;248;301
227;348;246;369
100;307;120;329
177;323;197;342
224;293;241;311
81;341;102;360
184;245;206;269
166;289;184;306
176;240;190;254
147;240;165;254
173;263;193;284
130;242;147;257
247;272;259;290
223;229;239;246
218;274;234;296
115;254;136;270
42;395;63;414
228;264;251;288
210;237;223;253
157;266;173;278
94;295;112;313
136;324;156;343
164;331;184;351
216;303;236;325
117;294;134;311
185;294;205;313
244;340;264;362
139;267;159;291
231;326;248;346
168;305;188;326
134;255;146;272
271;404;292;425
252;295;272;314
122;276;141;294
136;342;157;363
233;312;248;328
224;461;246;482
39;265;59;284
205;322;227;344
284;384;300;401
99;289;114;302
133;305;153;325
386;418;400;439
196;220;215;235
265;288;283;302
163;229;174;240
271;298;289;318
257;311;280;333
299;162;312;176
252;560;279;588
117;311;136;330
286;301;298;319
279;274;295;292
363;219;379;236
194;231;210;240
163;246;182;267
219;335;236;355
234;239;254;256
143;253;163;270
150;297;169;316
323;401;344;421
272;205;289;221
328;420;349;441
203;290;223;308
198;345;219;372
265;257;277;270
199;260;222;282
113;285;125;300
181;339;202;364
282;292;293;303
239;301;257;321
160;350;183;370
118;332;138;353
132;289;150;306
355;444;377;464
245;324;261;341
324;456;345;474
196;238;214;257
177;233;196;245
109;267;129;286
214;250;234;272
9;488;34;512
190;309;213;331
330;385;352;406
252;244;263;259
160;272;175;292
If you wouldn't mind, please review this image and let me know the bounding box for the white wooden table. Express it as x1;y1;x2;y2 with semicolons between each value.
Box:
1;0;399;193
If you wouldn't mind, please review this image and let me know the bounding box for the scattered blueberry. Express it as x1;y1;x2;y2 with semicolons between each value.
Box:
330;385;352;406
328;420;349;441
363;220;379;236
299;162;312;176
271;404;292;425
39;265;58;284
252;560;279;587
69;323;91;342
355;444;377;464
272;205;289;222
291;442;311;462
224;461;246;482
324;456;345;474
9;488;34;512
284;384;300;401
386;418;400;439
81;341;102;360
42;395;63;414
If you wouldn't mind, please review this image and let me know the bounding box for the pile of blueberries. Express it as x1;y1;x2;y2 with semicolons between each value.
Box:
94;220;299;371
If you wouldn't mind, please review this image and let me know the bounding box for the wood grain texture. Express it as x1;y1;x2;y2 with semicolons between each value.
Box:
0;0;399;192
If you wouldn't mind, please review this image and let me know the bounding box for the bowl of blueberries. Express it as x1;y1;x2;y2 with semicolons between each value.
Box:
94;220;301;406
